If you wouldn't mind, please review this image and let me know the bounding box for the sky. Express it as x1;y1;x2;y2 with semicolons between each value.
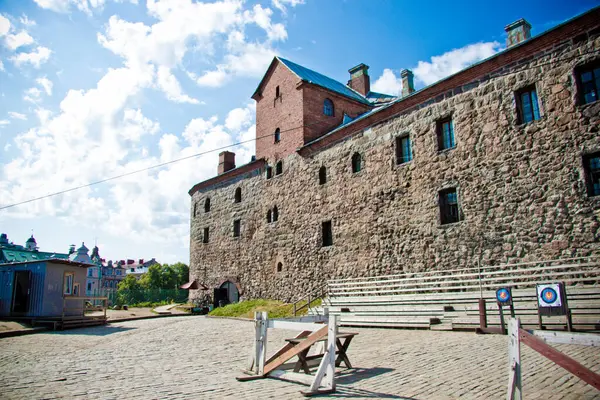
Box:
0;0;597;264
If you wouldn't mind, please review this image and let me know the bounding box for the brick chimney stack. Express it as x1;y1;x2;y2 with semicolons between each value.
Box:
505;18;531;48
401;69;415;97
347;63;370;95
218;151;236;175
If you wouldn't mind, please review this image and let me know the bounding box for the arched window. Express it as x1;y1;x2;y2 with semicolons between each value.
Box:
277;262;283;272
275;161;283;175
274;128;281;143
193;202;197;218
319;166;327;185
273;206;279;222
204;198;211;212
351;153;362;173
234;187;242;203
323;98;334;116
267;209;272;223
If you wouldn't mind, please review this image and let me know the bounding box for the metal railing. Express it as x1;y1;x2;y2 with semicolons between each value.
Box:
292;284;328;316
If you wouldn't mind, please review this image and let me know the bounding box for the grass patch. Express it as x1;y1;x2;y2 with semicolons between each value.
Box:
208;298;322;319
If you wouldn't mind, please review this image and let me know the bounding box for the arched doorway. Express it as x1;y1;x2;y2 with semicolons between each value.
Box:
214;280;240;307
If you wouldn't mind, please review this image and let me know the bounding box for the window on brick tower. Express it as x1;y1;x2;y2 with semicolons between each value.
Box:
233;219;241;238
277;262;283;272
273;206;279;222
204;198;211;212
437;117;456;151
275;86;280;98
275;161;283;175
203;227;209;243
267;209;272;223
322;220;333;247
323;98;334;116
583;152;600;197
319;166;327;185
395;135;412;164
439;188;462;225
266;165;273;179
274;128;281;143
234;187;242;203
576;61;600;105
351;153;362;173
516;84;540;124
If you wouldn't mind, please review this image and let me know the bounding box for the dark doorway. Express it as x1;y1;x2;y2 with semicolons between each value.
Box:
214;280;240;308
213;287;228;308
11;271;31;314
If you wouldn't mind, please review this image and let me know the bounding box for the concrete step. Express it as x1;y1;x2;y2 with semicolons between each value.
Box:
430;322;454;331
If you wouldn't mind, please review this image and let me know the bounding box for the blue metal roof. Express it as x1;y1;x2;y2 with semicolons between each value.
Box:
277;57;372;105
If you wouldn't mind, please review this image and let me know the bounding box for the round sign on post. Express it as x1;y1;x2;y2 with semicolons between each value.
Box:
496;287;512;305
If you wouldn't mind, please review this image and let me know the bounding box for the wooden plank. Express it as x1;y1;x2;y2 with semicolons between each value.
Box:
519;328;600;391
265;331;312;365
531;330;600;347
263;326;329;375
507;318;522;400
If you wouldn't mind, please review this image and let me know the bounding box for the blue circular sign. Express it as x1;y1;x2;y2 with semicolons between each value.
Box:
496;288;511;303
541;287;558;304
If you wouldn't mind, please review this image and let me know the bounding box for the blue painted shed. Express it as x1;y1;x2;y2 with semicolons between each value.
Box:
0;259;90;318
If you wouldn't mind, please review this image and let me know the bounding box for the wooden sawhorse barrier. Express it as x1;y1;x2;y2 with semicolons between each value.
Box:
236;310;341;396
507;317;600;399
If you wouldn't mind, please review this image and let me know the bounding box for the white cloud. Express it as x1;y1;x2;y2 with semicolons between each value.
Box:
5;31;35;50
24;87;42;103
156;66;200;104
0;15;10;37
272;0;304;14
246;5;287;42
33;0;138;15
10;46;51;68
8;112;27;120
0;60;4;71
414;41;502;86
20;15;37;27
371;69;403;96
0;119;10;126
36;77;53;95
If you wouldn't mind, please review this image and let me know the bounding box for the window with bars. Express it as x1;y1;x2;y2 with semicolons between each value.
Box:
323;99;334;116
439;188;461;225
516;85;540;124
576;62;600;105
437;117;456;151
233;219;241;238
583;152;600;197
395;135;412;164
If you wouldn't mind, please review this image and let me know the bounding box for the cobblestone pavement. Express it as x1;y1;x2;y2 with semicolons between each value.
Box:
1;316;599;399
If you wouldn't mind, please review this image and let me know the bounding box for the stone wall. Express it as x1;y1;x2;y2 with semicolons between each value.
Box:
189;32;600;302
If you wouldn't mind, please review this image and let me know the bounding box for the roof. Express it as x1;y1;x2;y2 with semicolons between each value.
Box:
1;248;69;264
189;158;266;196
277;57;373;105
0;258;91;268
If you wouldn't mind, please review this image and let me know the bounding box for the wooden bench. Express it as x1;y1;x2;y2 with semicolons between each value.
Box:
284;332;358;374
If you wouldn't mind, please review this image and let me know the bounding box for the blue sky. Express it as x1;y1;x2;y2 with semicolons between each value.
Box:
0;0;597;264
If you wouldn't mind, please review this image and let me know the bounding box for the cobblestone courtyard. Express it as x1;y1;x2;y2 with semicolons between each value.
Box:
0;316;598;399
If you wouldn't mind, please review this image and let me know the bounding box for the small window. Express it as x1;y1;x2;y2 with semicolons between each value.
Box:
319;166;327;185
234;187;242;203
275;86;280;98
233;219;241;238
351;153;362;173
63;273;74;295
204;198;211;213
193;202;197;218
87;282;92;291
73;283;80;296
323;99;334;116
396;135;412;164
203;227;209;243
273;206;279;222
267;209;272;223
275;161;283;175
266;165;273;179
88;269;93;277
322;220;333;247
583;152;600;197
274;128;281;143
437;117;456;151
516;85;540;124
277;262;283;272
576;61;600;105
439;188;461;225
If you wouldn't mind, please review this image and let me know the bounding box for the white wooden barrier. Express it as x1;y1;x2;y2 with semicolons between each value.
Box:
238;309;339;397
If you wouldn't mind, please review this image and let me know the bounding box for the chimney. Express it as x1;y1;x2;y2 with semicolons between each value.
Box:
401;69;415;97
347;63;370;95
505;18;531;48
218;151;236;175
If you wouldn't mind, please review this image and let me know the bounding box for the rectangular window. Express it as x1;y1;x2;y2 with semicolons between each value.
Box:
63;273;74;295
437;117;455;151
322;220;333;247
73;283;80;296
203;227;209;243
116;270;121;276
395;135;412;164
576;62;600;105
583;152;600;197
88;268;93;277
439;188;461;225
233;219;241;238
516;85;540;124
87;282;92;291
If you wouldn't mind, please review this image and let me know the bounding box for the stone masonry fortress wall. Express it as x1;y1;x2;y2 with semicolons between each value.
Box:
189;9;600;302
